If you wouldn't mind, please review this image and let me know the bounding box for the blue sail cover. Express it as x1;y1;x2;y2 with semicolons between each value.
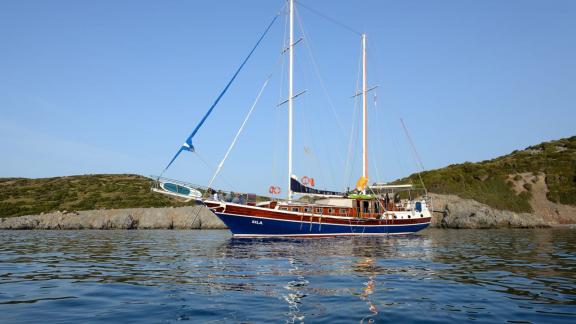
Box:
290;177;344;196
160;13;279;176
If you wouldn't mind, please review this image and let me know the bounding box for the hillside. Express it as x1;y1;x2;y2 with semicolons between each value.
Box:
402;136;576;214
1;137;574;219
0;174;193;218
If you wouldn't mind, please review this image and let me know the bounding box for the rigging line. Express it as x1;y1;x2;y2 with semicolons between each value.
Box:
365;44;412;183
365;45;389;183
370;94;382;182
347;97;361;187
368;58;410;182
301;79;331;188
278;6;289;103
206;74;273;191
295;42;338;190
345;50;363;187
208;38;287;194
193;151;235;193
295;7;347;142
293;8;339;190
272;10;289;191
400;118;426;172
400;118;428;194
295;7;348;189
294;0;361;36
159;12;281;177
381;96;409;182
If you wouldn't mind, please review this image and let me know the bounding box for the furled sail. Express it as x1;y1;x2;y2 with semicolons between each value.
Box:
159;13;279;177
356;176;368;191
290;176;344;197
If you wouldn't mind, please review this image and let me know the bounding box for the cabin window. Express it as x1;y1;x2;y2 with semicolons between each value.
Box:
291;207;299;212
280;207;288;211
339;208;347;215
328;208;334;214
315;208;323;214
304;207;311;213
374;202;380;214
362;201;369;213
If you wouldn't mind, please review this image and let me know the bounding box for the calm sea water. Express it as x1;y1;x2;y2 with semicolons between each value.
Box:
0;228;575;323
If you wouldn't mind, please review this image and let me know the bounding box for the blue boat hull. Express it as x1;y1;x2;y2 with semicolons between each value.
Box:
215;212;430;237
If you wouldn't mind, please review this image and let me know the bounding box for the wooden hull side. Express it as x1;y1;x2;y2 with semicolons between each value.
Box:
206;202;431;237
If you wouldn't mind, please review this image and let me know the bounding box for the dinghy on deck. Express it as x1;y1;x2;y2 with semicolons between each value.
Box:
151;176;202;200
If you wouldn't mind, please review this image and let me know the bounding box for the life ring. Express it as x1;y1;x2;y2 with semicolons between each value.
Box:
269;186;281;195
301;176;310;185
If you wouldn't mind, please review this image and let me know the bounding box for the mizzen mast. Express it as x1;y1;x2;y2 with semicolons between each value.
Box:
361;33;368;184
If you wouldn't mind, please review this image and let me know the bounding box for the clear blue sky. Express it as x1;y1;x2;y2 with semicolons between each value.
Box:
1;0;575;196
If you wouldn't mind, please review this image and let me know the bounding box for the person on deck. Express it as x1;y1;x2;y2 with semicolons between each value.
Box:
384;193;390;210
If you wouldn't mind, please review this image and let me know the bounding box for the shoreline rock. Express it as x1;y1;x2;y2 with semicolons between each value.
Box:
430;193;552;229
0;206;226;230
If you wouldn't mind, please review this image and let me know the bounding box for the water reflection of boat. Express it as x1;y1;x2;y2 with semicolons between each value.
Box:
212;234;435;322
355;257;378;324
152;0;432;238
284;257;308;324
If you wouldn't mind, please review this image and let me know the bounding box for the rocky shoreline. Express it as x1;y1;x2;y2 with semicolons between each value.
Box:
0;206;225;230
430;194;552;229
0;193;572;230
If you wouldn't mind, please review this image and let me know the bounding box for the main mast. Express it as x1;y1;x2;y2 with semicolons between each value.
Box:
287;0;294;201
362;33;368;184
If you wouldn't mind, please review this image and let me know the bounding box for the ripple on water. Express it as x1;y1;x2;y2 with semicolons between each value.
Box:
0;229;575;323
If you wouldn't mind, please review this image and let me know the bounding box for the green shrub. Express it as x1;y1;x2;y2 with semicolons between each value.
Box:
396;136;575;213
0;174;194;218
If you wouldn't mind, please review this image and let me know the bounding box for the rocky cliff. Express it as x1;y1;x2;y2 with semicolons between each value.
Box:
430;194;550;228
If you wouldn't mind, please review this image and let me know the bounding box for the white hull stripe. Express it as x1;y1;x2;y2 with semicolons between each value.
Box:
232;232;418;238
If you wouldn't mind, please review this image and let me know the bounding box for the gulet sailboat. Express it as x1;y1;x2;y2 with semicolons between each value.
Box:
153;0;432;237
